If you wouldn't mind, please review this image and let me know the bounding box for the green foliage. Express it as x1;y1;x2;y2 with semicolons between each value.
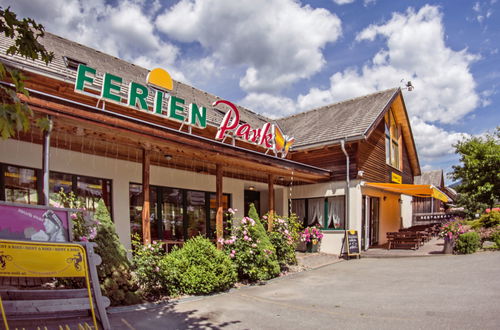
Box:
92;201;141;305
455;232;481;254
477;211;500;228
267;213;301;270
492;231;500;249
57;189;97;241
160;236;236;296
223;204;280;281
450;128;500;216
0;6;54;139
131;234;167;299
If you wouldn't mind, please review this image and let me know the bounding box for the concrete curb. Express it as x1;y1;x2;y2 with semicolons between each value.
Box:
108;257;344;314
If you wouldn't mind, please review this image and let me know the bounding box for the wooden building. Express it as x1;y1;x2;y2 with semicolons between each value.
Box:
0;32;447;254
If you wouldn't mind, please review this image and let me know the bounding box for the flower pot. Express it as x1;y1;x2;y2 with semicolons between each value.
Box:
443;237;454;254
306;241;320;253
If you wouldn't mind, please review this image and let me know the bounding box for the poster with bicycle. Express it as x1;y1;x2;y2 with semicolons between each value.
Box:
0;202;73;242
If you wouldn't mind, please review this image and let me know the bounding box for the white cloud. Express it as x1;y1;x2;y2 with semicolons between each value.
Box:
156;0;342;93
240;93;297;119
332;0;355;5
4;0;185;81
410;117;468;162
298;5;480;125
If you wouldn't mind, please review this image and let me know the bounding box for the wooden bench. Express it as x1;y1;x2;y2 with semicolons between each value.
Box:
387;232;421;250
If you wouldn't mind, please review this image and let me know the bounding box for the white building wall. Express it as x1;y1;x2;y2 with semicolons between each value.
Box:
290;180;363;255
401;194;413;228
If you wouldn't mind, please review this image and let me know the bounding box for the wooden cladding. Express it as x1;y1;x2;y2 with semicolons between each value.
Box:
358;120;414;184
290;143;358;181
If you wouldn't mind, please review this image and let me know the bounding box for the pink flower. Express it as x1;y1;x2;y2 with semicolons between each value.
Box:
228;208;236;215
70;213;78;220
251;243;257;248
262;215;268;220
81;236;88;242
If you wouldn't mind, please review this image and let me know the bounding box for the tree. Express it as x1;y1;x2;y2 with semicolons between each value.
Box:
450;127;500;215
0;6;54;139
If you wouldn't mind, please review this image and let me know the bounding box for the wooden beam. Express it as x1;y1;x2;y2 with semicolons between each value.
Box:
216;165;223;250
141;147;151;245
268;174;275;231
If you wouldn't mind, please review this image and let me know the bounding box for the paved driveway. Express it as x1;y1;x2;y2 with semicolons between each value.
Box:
110;252;500;329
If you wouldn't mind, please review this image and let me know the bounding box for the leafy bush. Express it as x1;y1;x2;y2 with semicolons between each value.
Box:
58;191;141;305
267;213;300;270
160;236;236;296
492;231;500;249
131;235;167;299
222;204;280;281
455;232;481;254
478;211;500;228
92;201;141;305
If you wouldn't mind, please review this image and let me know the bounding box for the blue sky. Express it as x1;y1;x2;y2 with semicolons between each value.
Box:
3;0;499;183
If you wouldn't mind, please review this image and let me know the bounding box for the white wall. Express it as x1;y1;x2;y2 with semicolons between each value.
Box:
0;138;284;250
401;195;413;228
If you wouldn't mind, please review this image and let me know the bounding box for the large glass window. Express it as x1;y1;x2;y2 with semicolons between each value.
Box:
130;183;230;241
385;109;400;169
326;196;345;229
3;165;38;205
161;188;184;240
0;163;112;217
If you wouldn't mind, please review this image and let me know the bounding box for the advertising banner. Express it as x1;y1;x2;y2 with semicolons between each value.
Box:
0;202;72;242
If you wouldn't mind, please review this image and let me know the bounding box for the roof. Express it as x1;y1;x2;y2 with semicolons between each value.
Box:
0;32;270;129
277;88;399;149
414;170;444;187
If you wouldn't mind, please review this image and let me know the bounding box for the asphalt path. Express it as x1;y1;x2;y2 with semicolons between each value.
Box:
110;252;500;329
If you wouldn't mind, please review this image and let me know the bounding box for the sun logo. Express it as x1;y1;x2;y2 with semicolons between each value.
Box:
147;68;173;91
274;125;295;158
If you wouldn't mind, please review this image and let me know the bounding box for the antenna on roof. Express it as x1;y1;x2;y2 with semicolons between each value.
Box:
400;79;414;91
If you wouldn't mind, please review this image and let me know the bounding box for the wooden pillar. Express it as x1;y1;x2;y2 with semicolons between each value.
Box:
216;165;224;250
141;148;151;245
268;174;275;231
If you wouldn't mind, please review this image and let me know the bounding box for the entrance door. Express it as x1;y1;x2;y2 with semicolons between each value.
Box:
244;190;260;217
369;197;380;246
361;196;380;249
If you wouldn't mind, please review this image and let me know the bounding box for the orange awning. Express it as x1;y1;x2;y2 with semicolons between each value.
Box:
364;183;449;203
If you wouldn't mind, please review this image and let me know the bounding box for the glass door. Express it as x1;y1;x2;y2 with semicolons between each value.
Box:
369;197;380;246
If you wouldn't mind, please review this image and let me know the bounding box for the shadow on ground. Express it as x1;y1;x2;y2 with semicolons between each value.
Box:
110;300;241;330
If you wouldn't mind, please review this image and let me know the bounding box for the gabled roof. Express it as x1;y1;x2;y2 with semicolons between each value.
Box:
414;170;444;188
277;88;399;149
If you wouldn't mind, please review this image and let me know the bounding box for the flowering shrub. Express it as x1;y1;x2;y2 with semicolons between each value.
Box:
57;190;98;241
267;213;300;269
131;234;166;299
222;204;280;281
300;226;324;244
160;236;236;296
439;220;466;240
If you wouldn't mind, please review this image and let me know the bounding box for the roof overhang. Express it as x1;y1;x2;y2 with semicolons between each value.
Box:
364;182;449;202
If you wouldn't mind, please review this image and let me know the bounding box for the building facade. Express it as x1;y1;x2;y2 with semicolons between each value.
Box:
0;32;447;255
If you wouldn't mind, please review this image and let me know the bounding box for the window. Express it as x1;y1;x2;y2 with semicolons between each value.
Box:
326;196;345;229
209;193;230;238
385;109;400;169
0;163;113;218
129;183;230;241
290;196;345;230
3;165;38;205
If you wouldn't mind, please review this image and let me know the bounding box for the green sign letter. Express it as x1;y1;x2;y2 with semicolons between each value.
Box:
101;73;122;103
75;64;96;92
154;90;164;114
189;103;207;128
128;82;149;110
168;96;185;122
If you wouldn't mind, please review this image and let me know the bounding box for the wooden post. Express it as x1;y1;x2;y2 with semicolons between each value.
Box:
268;174;275;231
216;165;224;250
141;147;151;245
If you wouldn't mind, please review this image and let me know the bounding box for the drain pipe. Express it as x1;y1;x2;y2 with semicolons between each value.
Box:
340;139;349;230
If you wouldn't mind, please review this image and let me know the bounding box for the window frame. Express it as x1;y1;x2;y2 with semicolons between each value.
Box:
290;196;346;231
385;109;401;170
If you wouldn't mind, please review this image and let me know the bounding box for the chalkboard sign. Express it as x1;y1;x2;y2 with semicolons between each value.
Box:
345;230;360;258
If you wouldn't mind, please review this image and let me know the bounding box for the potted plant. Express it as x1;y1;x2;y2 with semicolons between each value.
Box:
300;226;324;253
439;220;465;254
